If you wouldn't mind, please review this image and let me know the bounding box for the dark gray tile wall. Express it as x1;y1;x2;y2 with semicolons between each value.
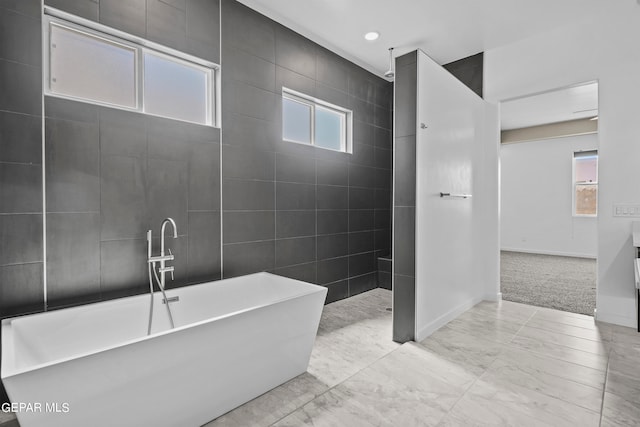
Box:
0;0;43;318
44;98;221;308
377;256;391;290
443;52;484;98
44;0;220;61
221;0;393;303
0;0;43;405
1;0;392;320
40;0;222;308
393;51;417;343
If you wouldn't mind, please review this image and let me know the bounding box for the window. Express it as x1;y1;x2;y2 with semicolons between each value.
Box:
44;12;218;126
143;52;210;124
573;150;598;216
49;24;137;108
282;88;352;153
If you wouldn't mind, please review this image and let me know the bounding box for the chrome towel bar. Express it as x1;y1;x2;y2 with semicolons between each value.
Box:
440;192;472;199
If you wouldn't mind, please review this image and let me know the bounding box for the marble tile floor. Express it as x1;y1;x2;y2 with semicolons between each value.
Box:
207;289;640;427
2;289;638;426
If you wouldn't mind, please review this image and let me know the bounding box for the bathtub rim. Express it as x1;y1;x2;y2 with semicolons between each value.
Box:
1;272;327;379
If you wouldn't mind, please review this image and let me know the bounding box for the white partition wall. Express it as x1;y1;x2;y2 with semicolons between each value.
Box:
413;51;499;341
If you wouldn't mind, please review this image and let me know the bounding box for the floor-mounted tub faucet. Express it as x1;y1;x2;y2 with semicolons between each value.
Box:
159;217;178;288
147;218;178;334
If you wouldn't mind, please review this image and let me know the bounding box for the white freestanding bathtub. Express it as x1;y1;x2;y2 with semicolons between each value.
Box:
1;272;327;427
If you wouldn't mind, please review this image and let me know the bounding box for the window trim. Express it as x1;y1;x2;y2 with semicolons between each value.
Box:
572;150;598;217
43;7;220;127
282;87;353;153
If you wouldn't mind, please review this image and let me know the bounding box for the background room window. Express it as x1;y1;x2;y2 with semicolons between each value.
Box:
44;12;218;126
282;88;352;153
574;150;598;216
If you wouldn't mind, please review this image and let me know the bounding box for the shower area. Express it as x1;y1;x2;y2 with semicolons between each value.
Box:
392;50;500;342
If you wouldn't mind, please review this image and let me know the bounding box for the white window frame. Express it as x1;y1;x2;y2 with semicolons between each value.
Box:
572;150;598;217
43;7;220;127
282;87;353;153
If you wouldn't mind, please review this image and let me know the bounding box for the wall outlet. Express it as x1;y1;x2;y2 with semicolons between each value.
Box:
613;204;640;217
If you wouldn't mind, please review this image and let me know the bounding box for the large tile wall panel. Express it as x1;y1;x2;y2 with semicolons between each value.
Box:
36;0;222;310
221;0;393;302
0;1;42;404
443;52;484;98
393;52;417;343
0;0;43;321
45;0;220;63
44;98;222;308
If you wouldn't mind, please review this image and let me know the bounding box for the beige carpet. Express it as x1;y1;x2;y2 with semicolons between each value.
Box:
500;251;596;316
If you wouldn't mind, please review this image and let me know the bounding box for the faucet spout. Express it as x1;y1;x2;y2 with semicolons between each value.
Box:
160;218;177;283
161;217;178;239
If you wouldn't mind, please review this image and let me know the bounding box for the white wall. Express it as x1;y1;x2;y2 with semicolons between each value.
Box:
501;134;598;258
414;51;499;341
485;2;640;327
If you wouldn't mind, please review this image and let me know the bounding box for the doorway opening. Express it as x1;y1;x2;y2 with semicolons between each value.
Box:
499;81;598;316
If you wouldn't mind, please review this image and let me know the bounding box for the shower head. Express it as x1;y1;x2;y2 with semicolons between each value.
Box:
384;47;395;79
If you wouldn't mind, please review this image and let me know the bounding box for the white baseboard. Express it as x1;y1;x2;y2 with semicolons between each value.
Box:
500;247;596;259
483;292;502;302
596;295;637;328
595;310;636;328
415;296;483;342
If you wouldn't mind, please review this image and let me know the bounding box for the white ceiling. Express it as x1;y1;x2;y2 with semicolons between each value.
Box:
500;82;599;130
237;0;612;79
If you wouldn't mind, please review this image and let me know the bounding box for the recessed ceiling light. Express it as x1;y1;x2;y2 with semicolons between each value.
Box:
364;32;379;41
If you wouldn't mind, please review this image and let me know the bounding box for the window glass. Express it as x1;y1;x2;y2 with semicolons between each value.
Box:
283;97;311;144
575;156;597;182
315;106;344;151
575;184;597;215
50;24;136;108
574;151;598;216
282;88;352;153
144;52;209;125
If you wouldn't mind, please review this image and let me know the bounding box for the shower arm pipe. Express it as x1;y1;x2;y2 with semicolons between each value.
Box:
440;192;472;199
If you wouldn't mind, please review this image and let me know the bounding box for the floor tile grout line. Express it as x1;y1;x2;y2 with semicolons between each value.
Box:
268;339;401;426
481;356;605;414
509;306;539;344
527;325;606;343
522;323;609;344
494;340;608;393
598;347;612;427
435;356;489;425
514;307;610;359
467;306;607;422
430;305;538;424
514;329;609;358
528;316;600;331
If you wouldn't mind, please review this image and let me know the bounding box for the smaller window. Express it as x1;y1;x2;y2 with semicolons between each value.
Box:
282;88;352;153
282;97;312;144
573;150;598;216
